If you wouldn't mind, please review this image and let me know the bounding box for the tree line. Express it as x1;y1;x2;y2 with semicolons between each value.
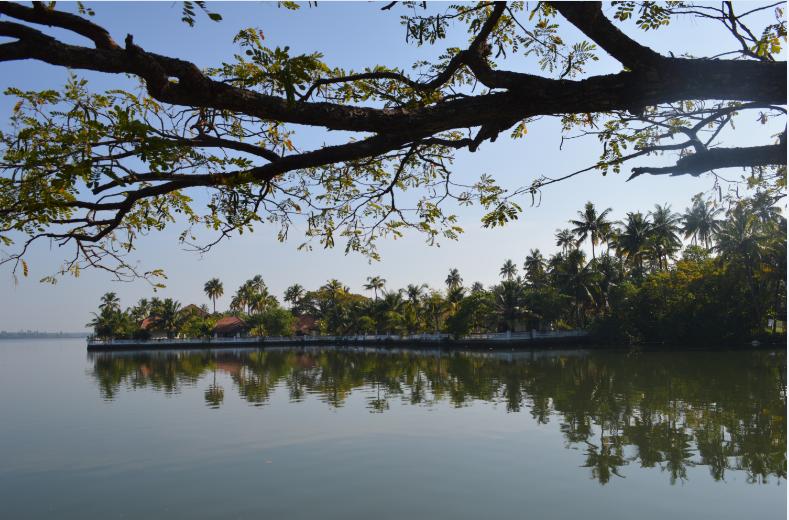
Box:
87;193;786;345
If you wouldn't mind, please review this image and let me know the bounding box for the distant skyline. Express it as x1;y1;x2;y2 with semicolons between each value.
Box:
1;2;783;331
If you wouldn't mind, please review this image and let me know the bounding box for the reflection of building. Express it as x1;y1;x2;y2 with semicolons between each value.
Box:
214;358;244;374
211;316;250;338
293;315;320;336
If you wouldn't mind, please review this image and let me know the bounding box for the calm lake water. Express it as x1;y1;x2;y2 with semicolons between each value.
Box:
0;339;785;519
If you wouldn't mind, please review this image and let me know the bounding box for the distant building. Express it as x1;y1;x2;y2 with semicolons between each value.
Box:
211;316;250;338
293;315;320;336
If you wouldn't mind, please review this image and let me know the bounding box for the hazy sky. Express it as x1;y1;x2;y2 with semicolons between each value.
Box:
0;2;783;331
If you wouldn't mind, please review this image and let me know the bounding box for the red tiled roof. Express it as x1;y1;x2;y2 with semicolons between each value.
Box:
182;304;210;317
211;316;249;334
293;315;320;332
140;316;174;332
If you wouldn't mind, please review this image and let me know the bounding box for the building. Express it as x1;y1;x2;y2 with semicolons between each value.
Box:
293;315;320;336
211;316;250;338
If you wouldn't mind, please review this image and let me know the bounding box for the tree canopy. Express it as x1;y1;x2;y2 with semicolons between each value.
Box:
0;1;785;283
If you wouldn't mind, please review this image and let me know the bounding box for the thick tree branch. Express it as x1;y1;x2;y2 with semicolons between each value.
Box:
0;2;121;50
628;144;787;179
550;2;664;70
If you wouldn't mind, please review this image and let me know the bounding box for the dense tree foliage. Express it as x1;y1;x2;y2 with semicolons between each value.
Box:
87;194;786;344
0;1;785;283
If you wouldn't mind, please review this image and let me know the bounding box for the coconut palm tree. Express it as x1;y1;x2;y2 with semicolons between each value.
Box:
611;212;653;276
203;278;224;314
284;284;305;309
248;275;266;293
489;281;539;332
323;279;345;323
363;276;387;303
447;286;467;311
524;249;547;286
86;307;115;339
649;203;682;269
553;249;600;328
445;268;463;289
406;283;429;309
500;259;518;281
470;281;485;294
715;209;772;327
152;298;186;338
569;201;614;260
681;200;723;249
99;292;120;311
555;228;577;254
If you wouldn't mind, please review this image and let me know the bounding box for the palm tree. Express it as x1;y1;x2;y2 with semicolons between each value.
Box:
204;278;224;314
569;201;613;260
363;276;387;303
553;249;600;328
611;212;653;276
151;298;186;339
500;259;518;281
470;281;485;294
715;209;772;327
681;200;723;249
86;307;115;339
489;281;539;332
445;268;463;289
284;284;305;310
248;275;266;293
447;286;466;311
99;292;120;311
406;283;428;309
649;203;682;269
555;228;577;254
323;279;345;324
523;249;547;287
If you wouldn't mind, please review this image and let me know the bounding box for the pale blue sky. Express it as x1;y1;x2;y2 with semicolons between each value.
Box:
0;2;783;331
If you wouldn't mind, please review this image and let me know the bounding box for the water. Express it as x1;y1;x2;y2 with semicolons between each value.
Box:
1;339;785;519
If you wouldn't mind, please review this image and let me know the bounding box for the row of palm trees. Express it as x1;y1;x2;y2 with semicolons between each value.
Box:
89;195;784;339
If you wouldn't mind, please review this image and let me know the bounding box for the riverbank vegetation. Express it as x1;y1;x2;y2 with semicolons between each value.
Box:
87;194;786;345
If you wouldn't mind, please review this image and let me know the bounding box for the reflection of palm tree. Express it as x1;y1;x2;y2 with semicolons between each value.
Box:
205;368;224;409
569;201;613;260
445;268;463;289
499;259;518;281
204;278;224;314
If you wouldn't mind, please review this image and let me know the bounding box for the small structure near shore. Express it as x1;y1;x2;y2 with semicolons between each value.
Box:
211;316;250;338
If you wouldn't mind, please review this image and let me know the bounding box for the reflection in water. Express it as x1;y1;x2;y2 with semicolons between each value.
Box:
88;347;786;485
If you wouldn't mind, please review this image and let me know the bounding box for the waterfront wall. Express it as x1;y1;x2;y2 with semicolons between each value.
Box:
87;330;589;351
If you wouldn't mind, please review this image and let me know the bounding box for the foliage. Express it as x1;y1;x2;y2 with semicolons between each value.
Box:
0;1;783;283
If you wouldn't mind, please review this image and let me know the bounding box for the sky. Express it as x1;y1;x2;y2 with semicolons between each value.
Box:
0;2;784;331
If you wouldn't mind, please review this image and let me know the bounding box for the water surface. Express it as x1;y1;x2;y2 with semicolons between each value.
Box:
1;339;785;519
